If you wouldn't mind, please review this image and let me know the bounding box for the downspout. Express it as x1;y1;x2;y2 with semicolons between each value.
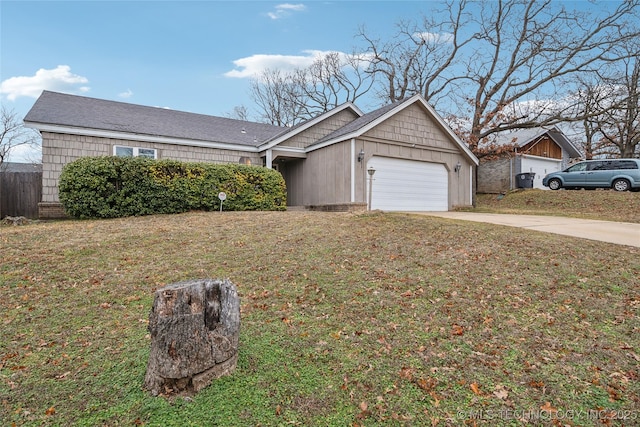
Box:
350;139;356;202
470;165;473;205
510;148;517;190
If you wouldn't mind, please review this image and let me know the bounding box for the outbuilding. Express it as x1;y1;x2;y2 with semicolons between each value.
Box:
477;126;582;193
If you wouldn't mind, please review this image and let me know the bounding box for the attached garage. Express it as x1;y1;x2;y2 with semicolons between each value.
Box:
367;157;448;211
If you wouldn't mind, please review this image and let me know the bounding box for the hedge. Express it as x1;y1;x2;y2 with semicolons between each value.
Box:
58;156;287;219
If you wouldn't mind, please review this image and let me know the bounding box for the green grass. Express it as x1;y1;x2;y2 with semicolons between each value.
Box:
471;189;640;223
1;203;638;426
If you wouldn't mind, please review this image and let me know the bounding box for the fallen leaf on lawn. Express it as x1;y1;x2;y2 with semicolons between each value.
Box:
540;401;558;413
275;404;282;415
470;382;481;395
416;377;438;392
493;385;508;400
340;376;349;390
429;391;441;407
399;366;414;380
360;401;368;411
451;324;464;336
45;406;55;416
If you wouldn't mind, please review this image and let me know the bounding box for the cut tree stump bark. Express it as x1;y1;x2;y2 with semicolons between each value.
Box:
143;278;240;396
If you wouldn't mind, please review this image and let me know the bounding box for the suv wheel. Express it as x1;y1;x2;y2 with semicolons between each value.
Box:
612;179;631;192
548;178;562;190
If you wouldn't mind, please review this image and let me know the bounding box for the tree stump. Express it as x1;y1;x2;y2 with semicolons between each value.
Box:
143;279;240;396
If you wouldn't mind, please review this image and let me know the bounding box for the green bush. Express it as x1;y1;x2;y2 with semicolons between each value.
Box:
59;157;287;218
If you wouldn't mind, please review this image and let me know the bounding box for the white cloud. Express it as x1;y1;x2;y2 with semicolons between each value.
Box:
413;32;454;44
225;50;338;78
5;142;42;164
267;3;306;20
118;89;133;99
0;65;89;101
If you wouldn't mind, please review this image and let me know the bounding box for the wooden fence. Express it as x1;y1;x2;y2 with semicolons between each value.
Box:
0;165;43;219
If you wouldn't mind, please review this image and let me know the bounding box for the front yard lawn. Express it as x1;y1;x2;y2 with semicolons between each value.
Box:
1;210;638;426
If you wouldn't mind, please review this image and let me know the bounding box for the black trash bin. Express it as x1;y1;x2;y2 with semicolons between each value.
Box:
515;172;535;189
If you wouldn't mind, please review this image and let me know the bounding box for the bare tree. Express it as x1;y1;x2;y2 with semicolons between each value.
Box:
0;105;41;168
596;57;640;158
359;0;640;151
571;48;640;159
225;105;250;122
249;53;374;126
358;0;476;106
294;51;375;117
249;68;308;126
572;75;616;159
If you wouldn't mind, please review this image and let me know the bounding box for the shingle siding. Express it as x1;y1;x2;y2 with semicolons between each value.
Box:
40;131;261;204
362;104;458;152
279;109;360;149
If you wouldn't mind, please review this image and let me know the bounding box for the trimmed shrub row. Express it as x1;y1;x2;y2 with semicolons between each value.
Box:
58;156;287;218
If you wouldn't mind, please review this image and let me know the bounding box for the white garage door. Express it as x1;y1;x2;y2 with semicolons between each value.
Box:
367;157;448;211
521;156;563;189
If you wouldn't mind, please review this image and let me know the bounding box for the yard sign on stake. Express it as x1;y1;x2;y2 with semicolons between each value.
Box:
218;192;226;212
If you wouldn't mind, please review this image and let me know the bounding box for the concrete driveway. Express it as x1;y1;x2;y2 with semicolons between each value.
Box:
412;212;640;248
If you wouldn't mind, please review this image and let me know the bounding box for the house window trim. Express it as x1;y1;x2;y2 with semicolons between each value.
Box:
113;145;158;159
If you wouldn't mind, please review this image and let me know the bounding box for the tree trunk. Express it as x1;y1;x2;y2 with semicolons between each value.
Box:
143;279;240;396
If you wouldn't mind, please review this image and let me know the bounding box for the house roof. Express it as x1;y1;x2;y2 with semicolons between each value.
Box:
493;126;582;158
24;91;284;147
24;91;479;164
310;94;479;165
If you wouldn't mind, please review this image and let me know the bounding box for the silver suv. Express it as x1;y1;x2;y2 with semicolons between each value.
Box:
542;159;640;192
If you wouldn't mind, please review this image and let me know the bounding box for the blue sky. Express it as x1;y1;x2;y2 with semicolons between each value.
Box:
1;1;426;116
0;0;619;161
1;0;436;160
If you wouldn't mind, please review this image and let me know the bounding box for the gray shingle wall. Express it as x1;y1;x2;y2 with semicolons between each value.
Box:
362;103;451;148
279;109;360;149
41;132;260;203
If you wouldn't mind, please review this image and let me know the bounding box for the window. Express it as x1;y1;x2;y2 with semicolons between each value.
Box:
613;160;638;170
566;162;586;172
588;161;607;171
113;145;157;159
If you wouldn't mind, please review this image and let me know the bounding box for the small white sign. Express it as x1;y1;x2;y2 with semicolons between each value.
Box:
218;192;227;201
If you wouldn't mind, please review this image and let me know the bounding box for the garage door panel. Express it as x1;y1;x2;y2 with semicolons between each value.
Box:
367;157;448;211
521;156;562;190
